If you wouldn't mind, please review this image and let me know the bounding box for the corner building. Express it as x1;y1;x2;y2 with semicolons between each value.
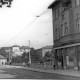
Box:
48;0;80;70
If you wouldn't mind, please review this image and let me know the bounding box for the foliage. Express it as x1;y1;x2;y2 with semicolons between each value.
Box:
21;52;29;63
43;51;53;62
30;48;43;63
0;47;9;60
12;56;22;63
12;52;29;63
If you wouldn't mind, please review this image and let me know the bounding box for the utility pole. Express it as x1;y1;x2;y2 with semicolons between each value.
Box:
29;40;31;64
6;49;11;62
9;49;10;62
8;49;12;63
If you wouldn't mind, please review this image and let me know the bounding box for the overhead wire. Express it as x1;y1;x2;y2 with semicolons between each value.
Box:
3;9;50;47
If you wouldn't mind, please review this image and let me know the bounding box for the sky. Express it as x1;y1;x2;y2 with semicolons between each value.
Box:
0;0;54;49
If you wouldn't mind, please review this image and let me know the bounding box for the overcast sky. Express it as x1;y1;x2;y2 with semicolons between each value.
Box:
0;0;54;49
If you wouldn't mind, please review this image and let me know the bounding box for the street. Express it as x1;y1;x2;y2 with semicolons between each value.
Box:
0;65;79;79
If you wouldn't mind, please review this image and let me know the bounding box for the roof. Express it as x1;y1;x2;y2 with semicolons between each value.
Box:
20;46;30;49
42;46;53;49
3;47;12;50
0;55;6;59
48;0;61;8
12;45;20;47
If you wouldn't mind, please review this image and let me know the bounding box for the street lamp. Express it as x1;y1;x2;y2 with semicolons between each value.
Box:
28;40;31;64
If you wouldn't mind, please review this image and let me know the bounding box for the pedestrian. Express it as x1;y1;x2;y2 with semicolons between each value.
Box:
22;62;25;66
2;62;3;65
27;62;30;67
52;58;56;70
9;60;12;65
61;55;64;69
44;62;47;70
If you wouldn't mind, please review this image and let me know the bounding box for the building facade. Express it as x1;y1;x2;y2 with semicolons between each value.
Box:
0;55;7;65
42;46;53;57
48;0;80;70
36;46;53;57
12;45;31;57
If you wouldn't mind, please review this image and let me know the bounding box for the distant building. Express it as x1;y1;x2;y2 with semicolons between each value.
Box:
12;45;21;57
37;46;53;57
0;55;7;65
12;45;20;52
36;48;43;57
42;46;53;57
12;45;31;57
20;46;30;53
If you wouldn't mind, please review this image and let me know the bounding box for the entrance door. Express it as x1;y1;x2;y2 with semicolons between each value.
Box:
67;48;75;69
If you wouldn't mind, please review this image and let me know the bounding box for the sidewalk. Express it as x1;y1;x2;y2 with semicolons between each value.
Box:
7;65;80;78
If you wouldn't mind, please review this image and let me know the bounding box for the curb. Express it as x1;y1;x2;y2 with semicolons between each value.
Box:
6;65;80;78
20;66;80;78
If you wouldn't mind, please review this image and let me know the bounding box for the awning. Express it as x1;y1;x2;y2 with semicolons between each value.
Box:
54;43;80;49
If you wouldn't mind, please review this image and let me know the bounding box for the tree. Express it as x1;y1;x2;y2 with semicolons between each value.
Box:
43;51;53;62
12;56;22;63
0;47;7;57
0;47;9;61
30;48;42;63
21;52;29;63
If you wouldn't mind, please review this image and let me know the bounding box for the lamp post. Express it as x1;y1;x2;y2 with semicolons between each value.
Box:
28;40;31;64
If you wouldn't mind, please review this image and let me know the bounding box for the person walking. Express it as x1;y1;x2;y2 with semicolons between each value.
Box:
52;58;56;70
44;62;47;70
61;55;64;69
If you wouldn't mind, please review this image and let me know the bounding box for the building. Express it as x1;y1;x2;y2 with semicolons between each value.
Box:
37;46;53;57
12;45;31;57
12;45;22;57
12;45;20;52
0;55;7;65
48;0;80;70
42;46;53;57
20;46;30;53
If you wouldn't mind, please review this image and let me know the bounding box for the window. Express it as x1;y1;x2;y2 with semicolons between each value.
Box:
76;0;80;6
57;5;60;18
54;6;60;20
76;18;80;33
65;22;69;35
55;8;57;20
56;27;60;39
56;28;58;39
61;24;64;36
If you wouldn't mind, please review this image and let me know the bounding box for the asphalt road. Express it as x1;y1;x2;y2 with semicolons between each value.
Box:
0;65;80;80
